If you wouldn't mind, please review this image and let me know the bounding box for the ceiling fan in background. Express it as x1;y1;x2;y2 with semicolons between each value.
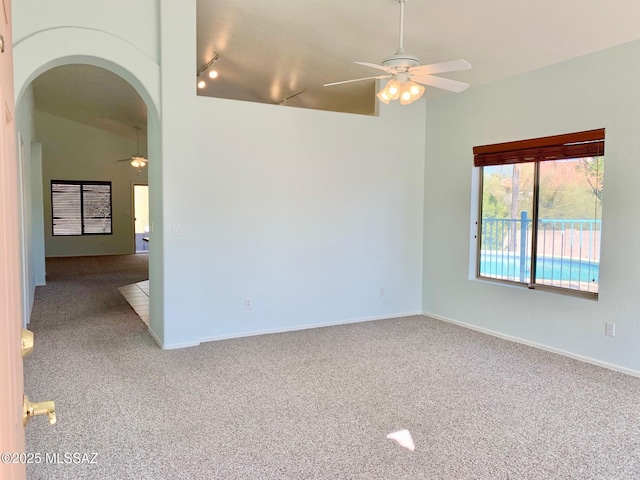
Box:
117;127;147;170
324;0;472;105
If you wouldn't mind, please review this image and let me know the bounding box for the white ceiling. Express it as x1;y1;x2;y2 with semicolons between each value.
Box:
30;0;640;133
32;64;148;143
196;0;640;113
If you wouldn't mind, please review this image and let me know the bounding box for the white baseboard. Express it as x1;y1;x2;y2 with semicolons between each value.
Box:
162;340;201;350
45;252;135;258
199;311;423;345
423;311;640;378
147;325;200;350
147;325;164;348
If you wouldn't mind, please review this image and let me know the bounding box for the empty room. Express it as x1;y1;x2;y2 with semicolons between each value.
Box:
2;1;640;479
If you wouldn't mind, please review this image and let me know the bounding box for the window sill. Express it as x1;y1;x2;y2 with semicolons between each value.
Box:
474;276;598;301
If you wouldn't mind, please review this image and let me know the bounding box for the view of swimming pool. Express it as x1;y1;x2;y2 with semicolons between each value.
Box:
479;254;599;284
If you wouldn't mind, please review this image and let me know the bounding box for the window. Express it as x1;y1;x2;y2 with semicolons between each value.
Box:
51;181;112;236
474;129;604;298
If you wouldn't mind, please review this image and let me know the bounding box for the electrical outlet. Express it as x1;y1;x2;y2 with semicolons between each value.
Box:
378;287;385;297
605;321;615;337
245;297;252;309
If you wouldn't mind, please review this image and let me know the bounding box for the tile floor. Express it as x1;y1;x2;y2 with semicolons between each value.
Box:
117;280;149;325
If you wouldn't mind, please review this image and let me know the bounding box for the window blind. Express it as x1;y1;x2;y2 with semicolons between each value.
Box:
52;183;82;235
51;181;112;236
83;184;112;234
473;129;605;167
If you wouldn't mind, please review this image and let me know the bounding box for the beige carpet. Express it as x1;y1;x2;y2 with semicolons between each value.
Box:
24;255;640;479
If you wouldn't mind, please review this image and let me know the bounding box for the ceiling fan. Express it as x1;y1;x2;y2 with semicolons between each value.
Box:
324;0;472;105
117;127;147;169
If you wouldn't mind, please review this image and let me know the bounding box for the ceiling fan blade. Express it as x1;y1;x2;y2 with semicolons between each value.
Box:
354;61;395;74
409;59;472;76
116;156;148;163
410;74;470;93
324;75;391;87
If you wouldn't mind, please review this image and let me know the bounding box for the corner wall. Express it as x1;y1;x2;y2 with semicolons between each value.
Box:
15;84;38;323
181;97;426;344
422;39;640;373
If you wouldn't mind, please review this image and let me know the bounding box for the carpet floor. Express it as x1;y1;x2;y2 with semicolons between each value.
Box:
24;255;640;479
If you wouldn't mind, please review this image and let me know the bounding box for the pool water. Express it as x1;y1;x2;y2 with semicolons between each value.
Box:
480;254;599;283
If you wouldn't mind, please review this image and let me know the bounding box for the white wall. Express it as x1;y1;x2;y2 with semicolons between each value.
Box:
15;84;38;324
36;111;148;257
177;97;425;344
423;39;640;373
154;0;195;347
30;142;45;286
12;0;159;64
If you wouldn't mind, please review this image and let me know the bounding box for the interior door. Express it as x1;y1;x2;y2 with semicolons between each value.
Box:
0;1;26;479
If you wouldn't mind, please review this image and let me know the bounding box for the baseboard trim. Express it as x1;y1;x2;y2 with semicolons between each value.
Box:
45;252;136;258
423;311;640;378
161;340;201;350
148;326;201;350
199;311;423;345
147;325;164;349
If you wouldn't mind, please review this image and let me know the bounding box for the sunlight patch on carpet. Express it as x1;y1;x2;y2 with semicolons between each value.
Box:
386;429;415;451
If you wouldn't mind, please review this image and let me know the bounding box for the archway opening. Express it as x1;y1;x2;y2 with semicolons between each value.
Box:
16;62;160;334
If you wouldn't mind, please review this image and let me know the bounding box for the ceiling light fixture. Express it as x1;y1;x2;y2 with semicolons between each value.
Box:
130;156;146;169
115;127;148;172
376;73;425;106
196;53;221;89
130;127;147;171
324;0;471;106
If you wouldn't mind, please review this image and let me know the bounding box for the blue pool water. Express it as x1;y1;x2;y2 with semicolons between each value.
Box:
480;254;599;283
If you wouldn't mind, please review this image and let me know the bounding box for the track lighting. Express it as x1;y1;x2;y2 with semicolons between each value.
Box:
273;89;307;106
196;53;221;89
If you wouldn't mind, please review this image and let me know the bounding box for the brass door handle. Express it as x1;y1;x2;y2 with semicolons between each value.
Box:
23;395;56;426
21;329;34;357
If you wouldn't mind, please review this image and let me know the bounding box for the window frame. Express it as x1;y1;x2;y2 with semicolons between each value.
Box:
51;180;113;236
473;130;604;300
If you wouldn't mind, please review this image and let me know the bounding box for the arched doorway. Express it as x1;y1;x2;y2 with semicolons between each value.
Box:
14;27;164;342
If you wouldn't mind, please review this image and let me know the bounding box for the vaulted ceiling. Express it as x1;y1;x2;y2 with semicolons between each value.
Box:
29;0;640;137
196;0;640;114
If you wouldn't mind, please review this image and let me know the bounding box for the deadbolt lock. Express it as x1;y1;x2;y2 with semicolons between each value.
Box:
23;395;56;426
21;329;34;357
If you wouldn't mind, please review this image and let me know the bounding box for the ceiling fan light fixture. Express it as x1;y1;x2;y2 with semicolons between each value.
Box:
325;0;471;106
376;88;391;104
386;80;401;100
377;78;424;106
116;127;147;170
131;155;146;168
409;82;424;98
399;89;414;105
